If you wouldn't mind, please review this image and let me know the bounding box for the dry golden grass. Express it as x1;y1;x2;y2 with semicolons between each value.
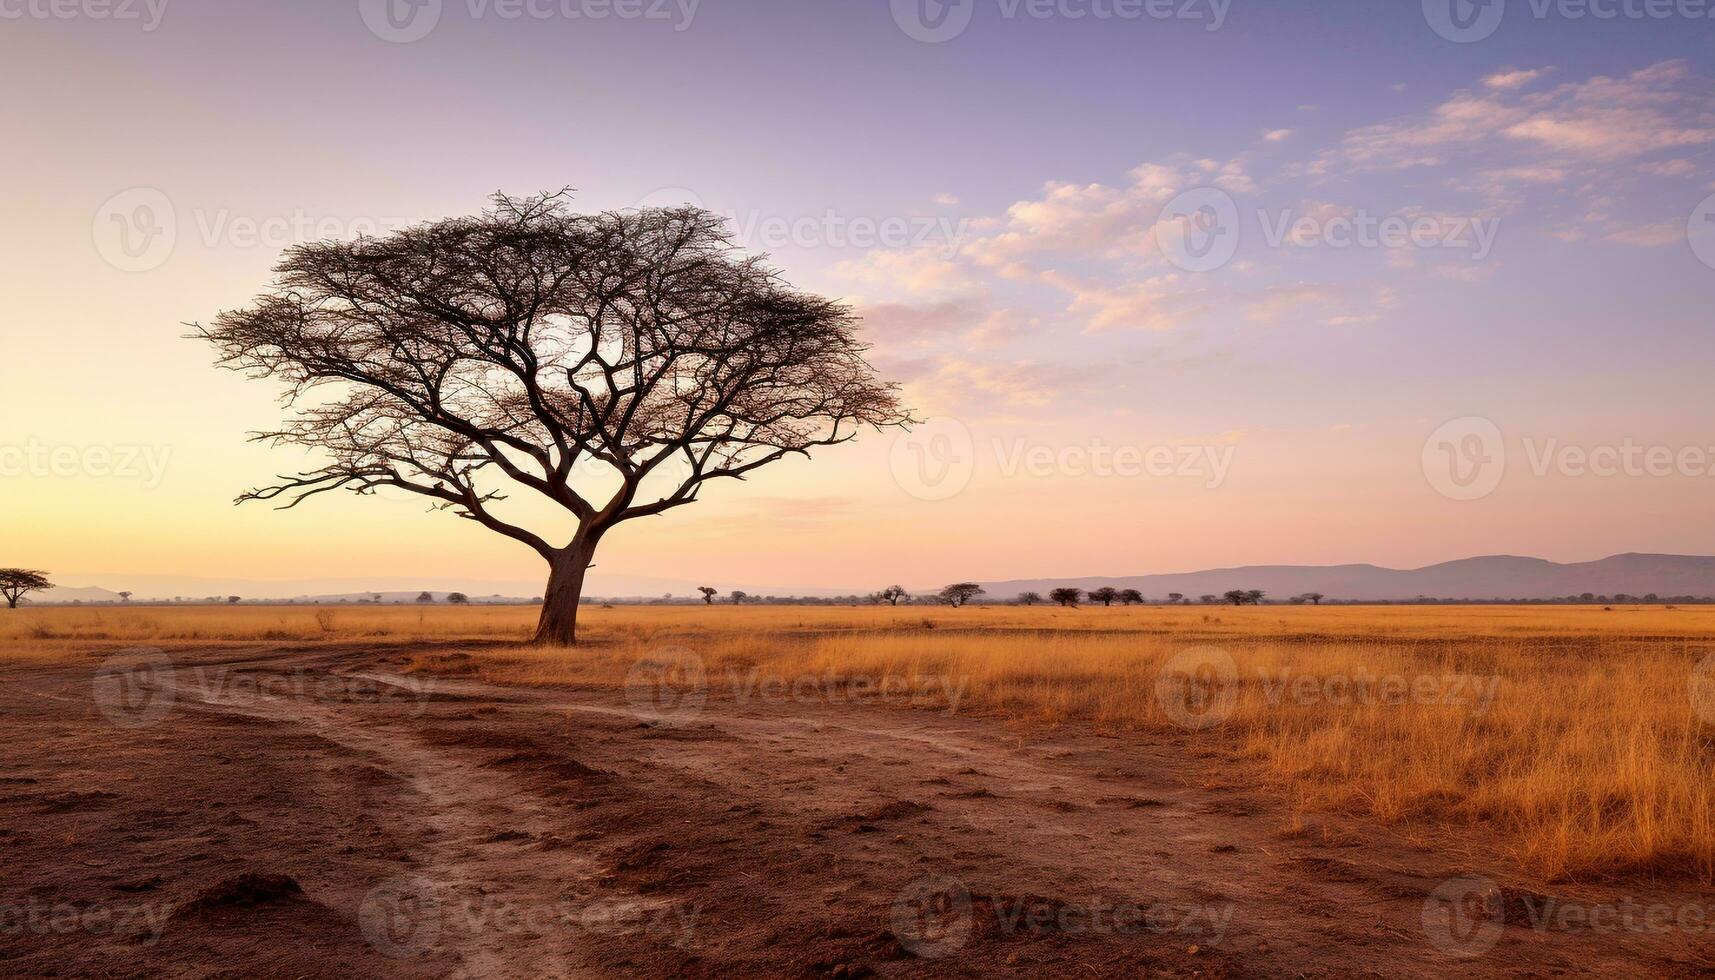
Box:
6;602;1714;884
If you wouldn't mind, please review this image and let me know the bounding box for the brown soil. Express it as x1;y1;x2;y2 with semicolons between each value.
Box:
1;644;1709;977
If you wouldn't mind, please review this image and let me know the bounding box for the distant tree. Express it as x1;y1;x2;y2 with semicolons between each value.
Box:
1289;595;1307;605
1167;592;1184;605
372;593;384;604
1245;589;1266;605
1304;592;1325;606
1089;587;1120;607
1645;593;1659;603
447;592;470;605
118;591;133;603
1199;594;1219;605
938;583;985;608
1049;587;1082;608
730;591;749;604
0;570;53;609
881;585;909;606
1016;591;1043;606
227;596;242;605
1223;590;1248;606
698;586;718;605
1581;593;1596;602
417;591;435;604
1118;589;1144;605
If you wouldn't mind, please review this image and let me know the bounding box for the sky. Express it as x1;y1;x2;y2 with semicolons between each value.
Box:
2;0;1714;596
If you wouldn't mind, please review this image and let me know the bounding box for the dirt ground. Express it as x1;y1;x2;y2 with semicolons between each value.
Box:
2;644;1711;978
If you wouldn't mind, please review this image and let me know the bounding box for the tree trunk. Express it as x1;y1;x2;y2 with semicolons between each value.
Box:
532;547;591;646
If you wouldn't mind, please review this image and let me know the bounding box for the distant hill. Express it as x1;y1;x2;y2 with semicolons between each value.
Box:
976;554;1715;602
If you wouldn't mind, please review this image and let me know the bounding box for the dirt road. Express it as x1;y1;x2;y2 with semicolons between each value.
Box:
1;644;1708;977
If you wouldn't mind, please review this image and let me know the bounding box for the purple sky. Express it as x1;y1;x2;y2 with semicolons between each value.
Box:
4;0;1715;594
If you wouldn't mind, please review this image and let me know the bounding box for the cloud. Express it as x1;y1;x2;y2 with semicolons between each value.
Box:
1263;128;1295;143
1639;158;1697;178
1606;222;1683;247
833;249;974;297
933;192;960;206
1484;68;1551;90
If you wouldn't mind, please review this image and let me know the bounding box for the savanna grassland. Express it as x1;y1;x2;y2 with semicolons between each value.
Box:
6;602;1714;887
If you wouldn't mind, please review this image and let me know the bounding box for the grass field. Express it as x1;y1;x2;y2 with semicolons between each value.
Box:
6;602;1714;884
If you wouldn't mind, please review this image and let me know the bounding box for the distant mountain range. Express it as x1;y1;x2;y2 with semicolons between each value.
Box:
31;554;1715;605
975;554;1715;602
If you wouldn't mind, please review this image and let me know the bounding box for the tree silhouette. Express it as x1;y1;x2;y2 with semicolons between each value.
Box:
196;193;909;645
698;586;718;605
1303;592;1324;606
1016;591;1043;606
730;590;749;604
1049;587;1082;608
118;591;134;603
447;592;470;605
938;583;985;607
0;570;53;609
1119;589;1144;605
1223;590;1248;606
417;591;435;604
880;585;909;606
1089;587;1120;607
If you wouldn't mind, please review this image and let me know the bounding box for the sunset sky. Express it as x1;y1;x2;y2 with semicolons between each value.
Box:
3;0;1714;596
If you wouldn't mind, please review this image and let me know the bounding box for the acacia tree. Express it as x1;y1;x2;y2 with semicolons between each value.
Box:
1089;587;1120;607
698;586;718;605
1049;587;1082;608
880;585;909;606
939;583;984;607
1016;591;1043;606
197;194;909;645
1118;589;1144;605
0;570;53;609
